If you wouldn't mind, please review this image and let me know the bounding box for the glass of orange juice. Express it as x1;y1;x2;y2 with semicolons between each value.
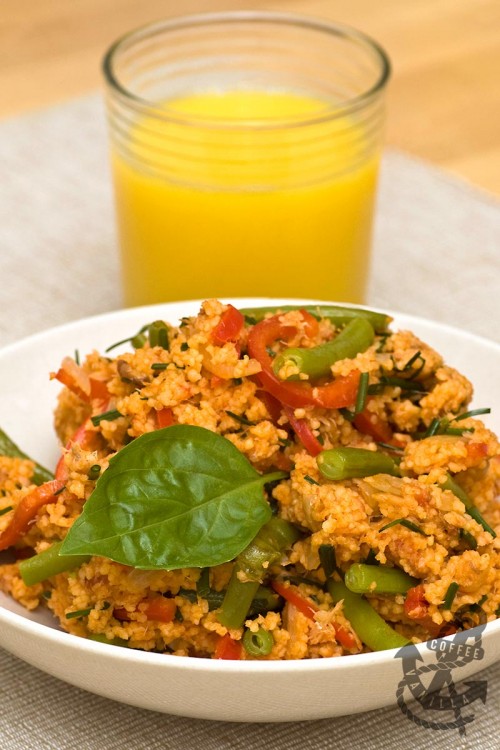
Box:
103;12;390;307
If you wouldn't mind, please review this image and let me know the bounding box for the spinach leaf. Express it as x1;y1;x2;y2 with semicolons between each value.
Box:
0;427;54;485
60;425;285;570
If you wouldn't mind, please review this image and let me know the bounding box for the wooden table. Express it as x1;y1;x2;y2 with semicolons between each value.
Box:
3;0;500;194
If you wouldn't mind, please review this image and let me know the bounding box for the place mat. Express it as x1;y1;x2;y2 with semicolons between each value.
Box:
1;94;500;750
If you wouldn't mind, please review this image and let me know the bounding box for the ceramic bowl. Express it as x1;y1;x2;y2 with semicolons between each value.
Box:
0;299;498;721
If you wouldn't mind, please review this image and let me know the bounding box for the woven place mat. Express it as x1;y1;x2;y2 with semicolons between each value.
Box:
0;94;499;749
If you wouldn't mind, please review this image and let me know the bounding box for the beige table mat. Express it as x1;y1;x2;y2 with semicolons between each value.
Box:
0;94;500;749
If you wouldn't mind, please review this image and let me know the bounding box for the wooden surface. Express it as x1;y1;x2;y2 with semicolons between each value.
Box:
3;0;500;194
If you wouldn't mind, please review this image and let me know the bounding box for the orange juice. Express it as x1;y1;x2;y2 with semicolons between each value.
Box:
110;90;380;306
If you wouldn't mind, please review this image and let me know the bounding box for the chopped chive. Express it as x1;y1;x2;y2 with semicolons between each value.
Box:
425;418;441;438
442;582;459;610
401;351;422;371
174;608;184;622
91;409;122;427
244;315;257;326
364;549;379;565
106;325;149;353
453;408;491;422
441;426;474;436
339;408;355;422
74;349;80;366
380;376;427;392
319;544;337;578
442;475;496;538
354;372;369;415
180;342;189;352
376;333;390;353
478;594;488;607
151;362;184;371
0;505;13;517
54;485;66;496
366;384;385;396
177;588;198;603
87;464;101;481
41;590;52;600
225;411;256;426
316;434;325;446
379;518;427;536
196;568;224;611
66;607;93;620
459;528;478;550
304;474;320;486
376;442;404;453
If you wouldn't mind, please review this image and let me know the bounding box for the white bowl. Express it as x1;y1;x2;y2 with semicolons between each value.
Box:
0;298;499;722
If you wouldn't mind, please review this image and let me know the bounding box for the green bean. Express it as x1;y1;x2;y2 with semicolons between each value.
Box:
0;427;54;486
218;518;300;629
242;627;274;656
345;563;417;595
441;475;496;538
239;305;392;333
179;583;280;616
19;541;91;586
317;447;400;481
272;317;375;381
328;580;410;651
148;320;169;349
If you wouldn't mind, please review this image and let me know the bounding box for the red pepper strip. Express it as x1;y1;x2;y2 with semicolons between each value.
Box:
0;479;65;551
404;584;428;620
404;584;441;637
212;305;245;346
55;419;95;481
114;597;177;624
214;633;242;660
465;442;488;463
142;597;177;623
272;580;317;618
353;404;394;444
272;580;357;650
256;390;283;425
53;363;109;404
247;314;361;409
156;408;175;429
283;407;323;457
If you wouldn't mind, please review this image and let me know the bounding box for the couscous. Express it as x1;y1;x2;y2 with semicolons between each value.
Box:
0;300;498;660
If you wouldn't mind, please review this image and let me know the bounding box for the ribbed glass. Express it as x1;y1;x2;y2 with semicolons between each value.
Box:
103;12;390;305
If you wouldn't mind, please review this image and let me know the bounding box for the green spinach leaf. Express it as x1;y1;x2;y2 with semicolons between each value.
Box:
0;427;54;485
60;425;285;570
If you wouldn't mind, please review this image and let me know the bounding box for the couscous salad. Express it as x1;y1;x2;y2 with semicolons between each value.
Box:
0;300;498;660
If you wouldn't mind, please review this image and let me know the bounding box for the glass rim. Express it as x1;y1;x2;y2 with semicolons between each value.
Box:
102;10;391;129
